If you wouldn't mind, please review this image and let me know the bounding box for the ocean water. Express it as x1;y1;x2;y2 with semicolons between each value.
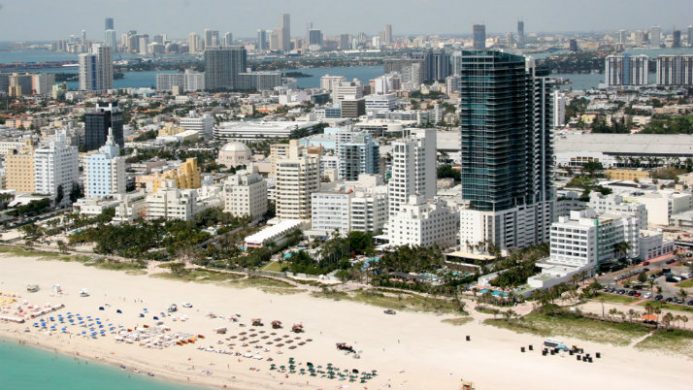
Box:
0;339;199;390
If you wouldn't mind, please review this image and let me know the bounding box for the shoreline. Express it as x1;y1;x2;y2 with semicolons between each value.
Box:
0;333;210;390
1;254;692;390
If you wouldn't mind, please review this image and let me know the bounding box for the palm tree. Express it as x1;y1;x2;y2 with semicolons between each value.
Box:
678;289;688;300
627;308;637;323
662;312;674;329
608;308;619;320
613;242;631;262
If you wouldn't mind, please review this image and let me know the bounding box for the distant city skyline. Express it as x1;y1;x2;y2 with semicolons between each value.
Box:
0;0;692;41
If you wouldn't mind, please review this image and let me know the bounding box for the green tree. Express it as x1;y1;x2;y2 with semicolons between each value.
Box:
69;182;83;203
55;184;64;206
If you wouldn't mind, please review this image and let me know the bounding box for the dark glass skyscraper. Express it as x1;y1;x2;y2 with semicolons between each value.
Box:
105;17;114;30
204;47;247;91
473;25;486;50
423;49;451;82
459;51;554;251
517;21;525;48
672;30;682;48
84;101;124;152
460;51;529;211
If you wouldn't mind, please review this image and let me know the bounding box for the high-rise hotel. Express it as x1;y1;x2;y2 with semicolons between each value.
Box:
459;51;555;254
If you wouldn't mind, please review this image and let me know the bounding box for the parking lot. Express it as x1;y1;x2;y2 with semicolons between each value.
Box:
598;256;693;307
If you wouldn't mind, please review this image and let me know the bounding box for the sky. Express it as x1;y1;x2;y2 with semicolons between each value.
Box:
1;0;692;41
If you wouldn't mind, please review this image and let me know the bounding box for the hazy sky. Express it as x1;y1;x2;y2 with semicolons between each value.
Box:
1;0;692;41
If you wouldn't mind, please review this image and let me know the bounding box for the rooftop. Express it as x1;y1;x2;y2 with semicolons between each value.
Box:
244;220;302;245
555;133;693;156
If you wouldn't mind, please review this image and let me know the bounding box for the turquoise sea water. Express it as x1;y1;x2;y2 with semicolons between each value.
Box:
0;339;200;390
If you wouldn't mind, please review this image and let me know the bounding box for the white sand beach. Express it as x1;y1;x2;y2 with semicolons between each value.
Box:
1;254;691;390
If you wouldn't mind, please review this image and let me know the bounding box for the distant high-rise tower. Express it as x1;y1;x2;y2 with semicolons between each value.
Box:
188;32;201;53
688;25;693;48
308;29;323;46
204;29;220;49
78;46;112;91
423;49;451;82
656;55;693;86
569;39;579;52
649;26;662;47
605;54;649;86
672;30;682;48
257;30;268;51
223;32;233;47
84;101;124;151
339;34;351;50
618;30;627;45
517;21;525;48
204;47;247;91
459;51;555;253
384;24;393;45
472;24;486;49
280;13;291;51
105;17;114;30
105;29;117;51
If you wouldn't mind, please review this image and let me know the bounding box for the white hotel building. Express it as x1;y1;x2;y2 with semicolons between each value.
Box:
223;165;267;220
84;129;126;198
387;128;437;217
387;196;459;249
310;175;388;236
145;183;197;221
275;140;321;221
34;130;79;200
529;209;641;289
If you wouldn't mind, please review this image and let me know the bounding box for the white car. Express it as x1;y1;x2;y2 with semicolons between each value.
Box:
643;292;652;299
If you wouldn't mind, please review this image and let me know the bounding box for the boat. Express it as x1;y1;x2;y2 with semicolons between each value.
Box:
79;289;90;297
168;304;178;313
384;309;397;315
26;284;39;293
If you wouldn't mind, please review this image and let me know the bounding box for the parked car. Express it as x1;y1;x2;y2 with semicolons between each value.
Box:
655;295;664;301
642;292;652;299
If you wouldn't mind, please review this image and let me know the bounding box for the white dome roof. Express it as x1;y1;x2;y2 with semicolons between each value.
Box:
221;142;251;153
